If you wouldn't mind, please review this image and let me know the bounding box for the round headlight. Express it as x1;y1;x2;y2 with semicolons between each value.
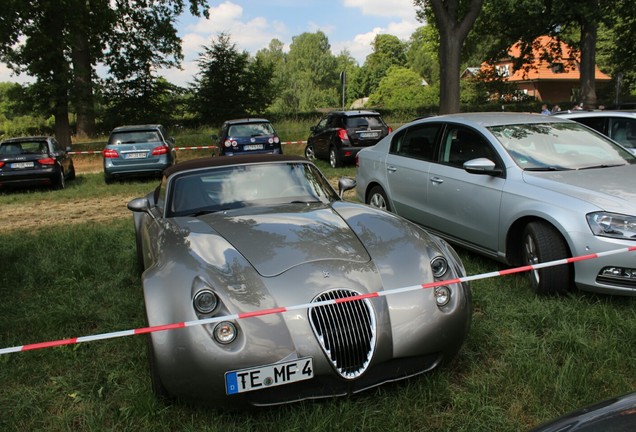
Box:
214;321;237;344
434;286;451;307
224;140;232;147
430;256;449;278
193;290;218;314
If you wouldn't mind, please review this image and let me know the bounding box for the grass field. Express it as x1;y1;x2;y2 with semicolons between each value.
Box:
0;153;634;431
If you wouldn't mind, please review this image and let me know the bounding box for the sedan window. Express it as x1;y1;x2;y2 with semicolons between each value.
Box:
441;127;496;167
391;124;440;161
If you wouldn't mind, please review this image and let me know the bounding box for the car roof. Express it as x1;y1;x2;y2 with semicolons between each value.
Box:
552;110;636;119
414;112;574;128
110;124;163;133
223;118;271;125
1;136;51;143
164;154;308;177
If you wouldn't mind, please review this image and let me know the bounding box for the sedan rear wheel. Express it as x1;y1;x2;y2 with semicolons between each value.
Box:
522;221;571;295
304;143;315;160
367;185;391;211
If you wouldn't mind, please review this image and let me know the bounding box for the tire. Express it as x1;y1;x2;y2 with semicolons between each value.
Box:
54;168;65;190
104;172;113;184
329;146;343;168
367;185;391;212
147;335;173;402
521;221;571;295
304;143;315;160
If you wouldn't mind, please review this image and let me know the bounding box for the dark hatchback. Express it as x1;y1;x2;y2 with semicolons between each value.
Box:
216;118;282;156
305;110;392;168
0;136;75;190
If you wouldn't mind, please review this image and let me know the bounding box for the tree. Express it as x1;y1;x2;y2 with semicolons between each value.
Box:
0;0;209;143
190;33;274;125
414;0;484;114
368;66;430;111
363;34;408;95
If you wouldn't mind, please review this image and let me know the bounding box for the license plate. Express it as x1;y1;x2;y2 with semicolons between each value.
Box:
359;132;379;139
125;152;147;159
11;162;34;169
243;144;264;151
225;357;313;395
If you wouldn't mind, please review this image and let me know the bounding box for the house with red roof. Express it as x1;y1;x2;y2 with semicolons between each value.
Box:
482;36;611;103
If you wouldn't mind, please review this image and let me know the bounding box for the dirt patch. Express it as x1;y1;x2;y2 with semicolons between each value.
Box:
0;157;132;233
0;195;134;233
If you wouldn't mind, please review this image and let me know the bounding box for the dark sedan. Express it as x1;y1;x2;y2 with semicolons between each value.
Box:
0;136;75;190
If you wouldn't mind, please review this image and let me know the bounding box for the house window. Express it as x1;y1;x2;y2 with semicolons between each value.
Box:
551;63;565;73
496;64;510;77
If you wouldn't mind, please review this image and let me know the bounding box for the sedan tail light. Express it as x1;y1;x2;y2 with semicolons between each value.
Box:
152;145;169;155
38;158;56;165
388;126;393;133
102;148;119;158
337;128;349;141
0;162;5;168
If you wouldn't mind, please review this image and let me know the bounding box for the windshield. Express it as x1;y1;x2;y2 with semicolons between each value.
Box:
489;122;635;170
228;122;275;138
167;162;338;217
109;130;161;145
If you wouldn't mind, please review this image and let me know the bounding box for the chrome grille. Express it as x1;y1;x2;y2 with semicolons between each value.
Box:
309;289;376;379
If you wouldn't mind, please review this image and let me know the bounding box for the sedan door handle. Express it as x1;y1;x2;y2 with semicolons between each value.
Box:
387;166;397;173
430;176;444;185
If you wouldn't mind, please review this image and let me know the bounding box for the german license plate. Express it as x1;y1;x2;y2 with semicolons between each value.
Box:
125;152;147;159
359;132;379;139
225;357;313;395
11;162;34;169
243;144;263;151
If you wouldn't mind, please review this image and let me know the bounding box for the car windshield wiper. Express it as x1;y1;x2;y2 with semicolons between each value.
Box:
523;166;573;171
578;163;626;170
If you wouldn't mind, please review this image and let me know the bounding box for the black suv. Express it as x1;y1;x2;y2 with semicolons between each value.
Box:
305;111;392;167
216;118;282;156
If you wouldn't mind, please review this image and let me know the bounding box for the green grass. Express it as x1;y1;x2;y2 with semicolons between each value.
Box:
0;176;634;431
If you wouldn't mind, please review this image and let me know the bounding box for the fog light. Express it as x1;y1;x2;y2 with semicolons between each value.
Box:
214;322;237;344
193;290;218;314
430;256;449;278
434;286;451;307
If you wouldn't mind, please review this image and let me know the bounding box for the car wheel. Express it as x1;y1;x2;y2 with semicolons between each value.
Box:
329;146;343;168
367;185;391;212
147;335;173;402
104;172;113;184
522;221;571;295
54;168;65;190
304;143;315;160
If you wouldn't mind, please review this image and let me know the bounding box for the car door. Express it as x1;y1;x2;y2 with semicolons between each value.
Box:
384;123;441;222
425;125;505;253
310;115;336;159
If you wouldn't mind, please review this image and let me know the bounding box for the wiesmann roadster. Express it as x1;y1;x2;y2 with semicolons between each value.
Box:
127;154;472;407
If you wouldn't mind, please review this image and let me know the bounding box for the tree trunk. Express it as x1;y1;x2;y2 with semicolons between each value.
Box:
428;0;484;114
579;18;597;109
71;16;96;138
438;33;462;114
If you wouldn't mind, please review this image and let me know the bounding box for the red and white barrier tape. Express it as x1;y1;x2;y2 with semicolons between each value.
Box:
1;245;634;356
68;142;307;155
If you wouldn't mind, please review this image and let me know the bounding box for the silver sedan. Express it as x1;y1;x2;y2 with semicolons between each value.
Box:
356;112;636;296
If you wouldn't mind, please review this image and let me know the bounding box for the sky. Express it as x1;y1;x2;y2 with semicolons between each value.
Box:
0;0;423;87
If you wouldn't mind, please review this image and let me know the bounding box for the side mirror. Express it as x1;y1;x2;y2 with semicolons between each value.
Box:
338;177;356;198
127;197;152;214
463;158;502;176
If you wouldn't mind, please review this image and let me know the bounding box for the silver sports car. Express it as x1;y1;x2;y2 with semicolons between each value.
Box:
127;154;472;407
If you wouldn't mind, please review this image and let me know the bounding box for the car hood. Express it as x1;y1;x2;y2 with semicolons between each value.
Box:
522;164;636;213
182;203;371;277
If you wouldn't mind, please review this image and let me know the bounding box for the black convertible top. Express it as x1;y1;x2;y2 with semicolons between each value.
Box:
163;154;307;177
